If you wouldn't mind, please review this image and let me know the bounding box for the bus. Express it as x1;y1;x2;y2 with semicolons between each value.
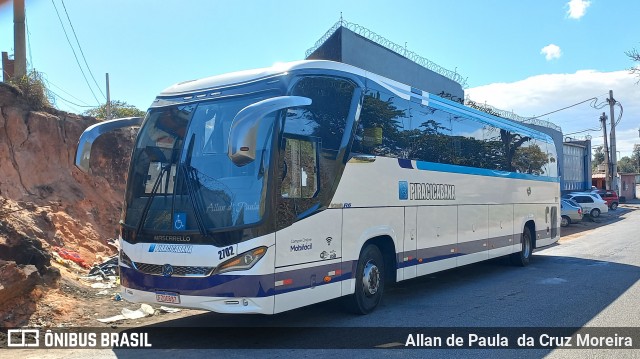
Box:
76;60;560;315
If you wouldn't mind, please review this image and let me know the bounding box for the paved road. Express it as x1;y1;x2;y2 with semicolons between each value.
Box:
11;203;640;358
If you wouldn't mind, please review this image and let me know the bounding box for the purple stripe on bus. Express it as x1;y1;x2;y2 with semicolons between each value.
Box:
398;158;413;169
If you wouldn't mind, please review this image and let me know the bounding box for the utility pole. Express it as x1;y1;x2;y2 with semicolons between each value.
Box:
13;0;26;78
600;112;611;190
608;90;617;192
106;73;111;120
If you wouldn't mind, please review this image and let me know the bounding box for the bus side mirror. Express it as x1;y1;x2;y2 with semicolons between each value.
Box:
75;117;143;173
228;96;311;166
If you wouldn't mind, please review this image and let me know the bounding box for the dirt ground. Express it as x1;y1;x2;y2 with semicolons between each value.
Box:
24;261;204;328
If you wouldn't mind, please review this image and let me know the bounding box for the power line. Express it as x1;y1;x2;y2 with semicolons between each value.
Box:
25;6;33;69
51;0;101;104
49;88;96;108
45;78;96;107
531;94;609;119
60;0;106;100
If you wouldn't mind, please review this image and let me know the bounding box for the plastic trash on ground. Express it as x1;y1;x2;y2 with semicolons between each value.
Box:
97;304;154;323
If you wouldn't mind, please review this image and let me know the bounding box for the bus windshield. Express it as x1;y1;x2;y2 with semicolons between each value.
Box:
124;93;277;235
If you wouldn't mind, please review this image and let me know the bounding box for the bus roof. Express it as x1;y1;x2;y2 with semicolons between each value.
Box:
157;60;553;144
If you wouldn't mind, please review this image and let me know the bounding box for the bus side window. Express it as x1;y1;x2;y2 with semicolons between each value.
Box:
281;137;319;199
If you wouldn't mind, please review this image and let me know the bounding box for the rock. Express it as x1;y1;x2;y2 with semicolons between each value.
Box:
0;260;42;307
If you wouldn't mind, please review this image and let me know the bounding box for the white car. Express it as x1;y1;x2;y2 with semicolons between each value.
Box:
562;193;608;217
570;191;604;201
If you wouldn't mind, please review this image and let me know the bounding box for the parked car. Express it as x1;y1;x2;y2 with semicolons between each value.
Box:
561;198;583;227
561;193;608;218
571;191;604;201
592;189;620;210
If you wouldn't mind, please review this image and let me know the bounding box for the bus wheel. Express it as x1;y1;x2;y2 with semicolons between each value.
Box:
510;226;532;267
347;244;384;314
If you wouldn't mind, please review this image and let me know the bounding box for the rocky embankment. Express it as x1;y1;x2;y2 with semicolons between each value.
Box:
0;83;136;326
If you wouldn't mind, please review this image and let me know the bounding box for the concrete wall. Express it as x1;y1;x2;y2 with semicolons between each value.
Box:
306;27;464;100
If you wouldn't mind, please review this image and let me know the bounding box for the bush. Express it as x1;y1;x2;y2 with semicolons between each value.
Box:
8;70;52;111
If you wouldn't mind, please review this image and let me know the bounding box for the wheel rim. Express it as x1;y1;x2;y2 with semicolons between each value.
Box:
362;260;380;297
561;217;569;227
612;203;618;210
592;209;600;217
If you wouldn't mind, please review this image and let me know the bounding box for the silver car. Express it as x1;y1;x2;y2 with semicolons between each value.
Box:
561;198;583;226
561;193;608;218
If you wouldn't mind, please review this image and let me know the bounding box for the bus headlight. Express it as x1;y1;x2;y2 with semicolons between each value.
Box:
214;246;267;274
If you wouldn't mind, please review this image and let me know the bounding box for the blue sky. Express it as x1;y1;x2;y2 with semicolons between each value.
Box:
1;0;639;156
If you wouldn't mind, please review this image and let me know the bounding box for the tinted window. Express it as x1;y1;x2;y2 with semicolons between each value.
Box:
450;115;489;168
352;87;409;158
409;102;452;163
574;196;593;203
287;77;355;150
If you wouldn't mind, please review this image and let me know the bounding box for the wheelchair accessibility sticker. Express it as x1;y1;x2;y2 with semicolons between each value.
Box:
173;212;186;230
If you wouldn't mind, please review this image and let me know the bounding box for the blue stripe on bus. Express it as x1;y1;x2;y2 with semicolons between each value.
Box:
406;160;559;183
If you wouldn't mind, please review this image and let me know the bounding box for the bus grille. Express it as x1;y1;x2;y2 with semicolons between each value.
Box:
133;262;215;277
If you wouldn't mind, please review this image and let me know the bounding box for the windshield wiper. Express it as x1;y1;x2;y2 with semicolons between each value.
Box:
135;163;171;237
180;134;208;236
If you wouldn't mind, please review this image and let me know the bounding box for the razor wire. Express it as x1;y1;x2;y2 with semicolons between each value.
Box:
305;18;468;89
464;96;562;132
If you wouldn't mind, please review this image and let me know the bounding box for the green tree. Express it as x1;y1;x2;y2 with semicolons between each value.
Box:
592;146;605;171
617;156;636;173
84;100;146;119
632;144;640;172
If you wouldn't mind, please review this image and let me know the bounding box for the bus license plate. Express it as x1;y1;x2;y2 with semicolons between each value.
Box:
156;291;180;304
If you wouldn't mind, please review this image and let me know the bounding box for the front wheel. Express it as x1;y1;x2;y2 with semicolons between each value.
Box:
510;226;532;267
561;215;570;227
590;208;601;218
610;202;618;210
346;244;384;314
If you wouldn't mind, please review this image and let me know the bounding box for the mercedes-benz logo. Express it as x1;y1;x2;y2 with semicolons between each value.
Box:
162;264;174;277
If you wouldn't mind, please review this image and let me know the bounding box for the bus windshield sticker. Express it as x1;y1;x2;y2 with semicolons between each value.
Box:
173;212;186;231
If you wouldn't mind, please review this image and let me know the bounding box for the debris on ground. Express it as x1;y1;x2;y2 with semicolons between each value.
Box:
159;306;181;313
53;246;90;269
88;254;118;279
90;282;116;289
97;304;155;323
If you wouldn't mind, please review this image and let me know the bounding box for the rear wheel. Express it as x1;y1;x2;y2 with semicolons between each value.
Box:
590;208;601;218
561;215;570;227
610;202;618;210
510;226;532;267
347;244;384;314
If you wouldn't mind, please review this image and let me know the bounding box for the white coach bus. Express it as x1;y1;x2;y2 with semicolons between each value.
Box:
76;60;560;315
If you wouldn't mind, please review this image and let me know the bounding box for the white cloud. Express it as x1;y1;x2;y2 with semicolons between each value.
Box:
467;69;640;157
541;44;562;61
567;0;591;19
